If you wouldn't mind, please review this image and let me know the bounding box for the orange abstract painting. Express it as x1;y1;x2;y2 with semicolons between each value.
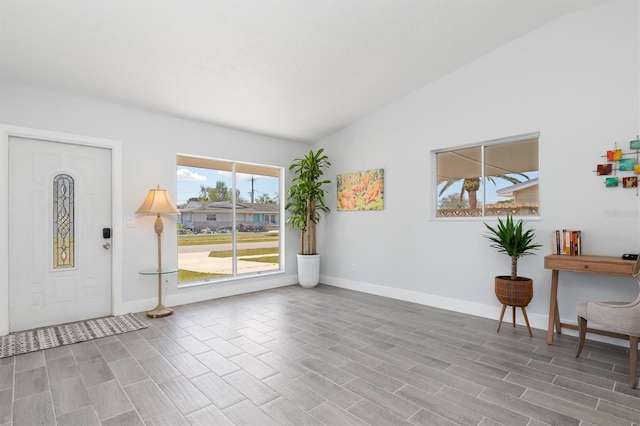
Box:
337;169;384;211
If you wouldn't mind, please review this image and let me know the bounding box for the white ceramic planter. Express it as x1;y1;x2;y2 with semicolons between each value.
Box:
297;254;320;288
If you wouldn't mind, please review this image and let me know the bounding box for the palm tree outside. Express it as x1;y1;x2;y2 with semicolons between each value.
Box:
438;173;532;215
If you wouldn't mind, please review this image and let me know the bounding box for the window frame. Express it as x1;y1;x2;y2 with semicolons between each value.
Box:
176;154;285;287
432;132;540;220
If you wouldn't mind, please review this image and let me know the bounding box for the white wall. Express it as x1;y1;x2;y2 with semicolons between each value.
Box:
0;80;305;316
319;0;640;337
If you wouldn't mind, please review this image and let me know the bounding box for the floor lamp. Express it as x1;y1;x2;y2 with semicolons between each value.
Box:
136;186;179;318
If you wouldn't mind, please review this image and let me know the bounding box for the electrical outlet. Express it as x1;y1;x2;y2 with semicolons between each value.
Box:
351;263;356;272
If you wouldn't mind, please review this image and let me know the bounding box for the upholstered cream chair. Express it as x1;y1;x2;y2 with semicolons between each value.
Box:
576;256;640;388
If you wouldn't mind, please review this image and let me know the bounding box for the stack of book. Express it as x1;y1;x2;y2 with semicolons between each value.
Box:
552;229;582;255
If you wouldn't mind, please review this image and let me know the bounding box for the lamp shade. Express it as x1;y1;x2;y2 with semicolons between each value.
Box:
136;186;180;214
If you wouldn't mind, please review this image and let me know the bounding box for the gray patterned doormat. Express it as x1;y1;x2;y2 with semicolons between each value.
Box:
0;313;147;358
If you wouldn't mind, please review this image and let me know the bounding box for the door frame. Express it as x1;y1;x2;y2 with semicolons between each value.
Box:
0;125;123;336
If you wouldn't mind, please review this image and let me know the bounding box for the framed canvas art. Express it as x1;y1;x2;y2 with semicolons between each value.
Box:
337;169;384;211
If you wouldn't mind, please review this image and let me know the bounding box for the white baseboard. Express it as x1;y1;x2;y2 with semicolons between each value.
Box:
320;274;628;347
117;274;298;316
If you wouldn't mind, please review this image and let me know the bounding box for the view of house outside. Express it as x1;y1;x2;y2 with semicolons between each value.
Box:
436;136;539;217
176;161;281;284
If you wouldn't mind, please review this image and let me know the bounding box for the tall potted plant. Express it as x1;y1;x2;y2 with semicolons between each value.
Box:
285;148;331;288
484;215;542;336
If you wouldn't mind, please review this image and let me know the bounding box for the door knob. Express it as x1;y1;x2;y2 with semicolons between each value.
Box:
103;242;111;249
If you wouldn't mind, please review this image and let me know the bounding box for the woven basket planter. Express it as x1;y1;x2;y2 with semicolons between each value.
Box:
494;276;533;307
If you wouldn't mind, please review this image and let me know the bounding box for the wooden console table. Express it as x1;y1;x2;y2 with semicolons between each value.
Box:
544;254;635;344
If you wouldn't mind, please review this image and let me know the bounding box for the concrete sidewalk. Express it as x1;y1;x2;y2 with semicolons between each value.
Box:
178;251;279;274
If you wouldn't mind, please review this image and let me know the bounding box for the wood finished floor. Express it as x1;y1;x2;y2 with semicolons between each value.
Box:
1;284;639;426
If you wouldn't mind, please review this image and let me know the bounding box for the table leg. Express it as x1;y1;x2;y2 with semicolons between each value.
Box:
554;298;561;334
547;269;559;345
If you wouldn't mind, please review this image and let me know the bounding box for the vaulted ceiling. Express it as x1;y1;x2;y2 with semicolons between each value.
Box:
0;0;612;143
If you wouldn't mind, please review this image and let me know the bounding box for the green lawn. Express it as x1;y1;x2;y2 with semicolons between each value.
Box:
239;255;279;263
178;234;278;246
178;269;228;281
208;247;278;257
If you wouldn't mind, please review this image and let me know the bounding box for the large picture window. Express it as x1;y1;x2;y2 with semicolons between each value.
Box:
176;155;282;285
435;134;539;217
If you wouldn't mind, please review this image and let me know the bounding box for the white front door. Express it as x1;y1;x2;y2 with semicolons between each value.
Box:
8;136;112;332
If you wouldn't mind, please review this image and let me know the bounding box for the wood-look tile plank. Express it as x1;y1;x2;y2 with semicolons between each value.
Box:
78;356;115;387
374;362;444;394
396;384;484;426
191;372;245;409
12;392;55;426
257;350;308;378
505;372;598;409
299;356;355;385
596;399;640;424
138;355;181;384
96;340;131;363
553;375;640;412
222;370;279;406
147;337;186;358
14;351;44;373
522;388;632;426
226;336;270;356
408;408;458;426
0;364;14;392
185;405;234;426
14;365;48;399
166;352;209;379
70;341;102;364
158;375;211;415
263;373;326;411
445;365;525;397
55;405;100;426
222;399;279;425
308;401;368;426
296;371;361;409
86;379;134;421
108;357;149;386
344;378;420;419
173;335;211;355
122;339;161;361
435;386;530;426
124;379;174;420
145;409;190;426
0;389;12;424
195;350;241;376
100;410;145;426
478;388;580;425
348;399;413;425
529;358;617;388
204;337;244;357
50;376;92;416
229;352;278;380
477;355;557;382
46;355;80;383
260;397;324;426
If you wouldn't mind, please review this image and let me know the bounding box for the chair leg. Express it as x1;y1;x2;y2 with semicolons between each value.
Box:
630;336;638;389
512;305;516;328
576;316;587;358
521;307;532;337
497;304;507;333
